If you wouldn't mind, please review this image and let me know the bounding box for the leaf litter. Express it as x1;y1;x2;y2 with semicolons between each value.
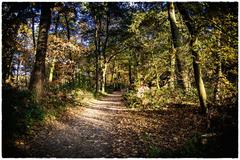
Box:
18;91;207;157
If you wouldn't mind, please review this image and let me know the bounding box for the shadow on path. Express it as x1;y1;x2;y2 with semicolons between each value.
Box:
17;91;206;158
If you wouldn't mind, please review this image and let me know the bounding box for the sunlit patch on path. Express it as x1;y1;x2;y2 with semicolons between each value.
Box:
23;91;206;157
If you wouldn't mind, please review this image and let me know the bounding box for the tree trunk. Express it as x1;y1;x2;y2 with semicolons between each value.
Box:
31;6;36;51
128;58;133;88
214;56;222;104
25;62;28;87
101;63;108;93
214;31;222;104
16;58;22;86
133;49;139;85
94;15;100;93
110;61;115;85
177;3;208;113
168;2;189;91
48;12;60;83
101;6;110;93
156;73;160;89
49;57;56;82
2;22;20;85
169;46;176;89
191;38;208;113
2;3;29;85
64;12;73;61
29;3;52;99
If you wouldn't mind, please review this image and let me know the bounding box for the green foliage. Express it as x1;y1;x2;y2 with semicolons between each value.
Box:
44;76;95;117
148;145;162;158
123;90;141;108
124;87;199;109
3;73;96;139
2;2;238;158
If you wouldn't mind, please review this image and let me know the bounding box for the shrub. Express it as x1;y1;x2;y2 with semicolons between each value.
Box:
2;87;44;138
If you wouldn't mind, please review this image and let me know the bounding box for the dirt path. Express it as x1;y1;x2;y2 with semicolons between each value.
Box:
21;91;205;157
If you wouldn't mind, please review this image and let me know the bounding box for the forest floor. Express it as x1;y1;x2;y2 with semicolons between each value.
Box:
14;91;208;157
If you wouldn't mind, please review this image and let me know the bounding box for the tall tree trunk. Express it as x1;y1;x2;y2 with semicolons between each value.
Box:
169;46;176;89
149;49;160;89
128;55;133;89
168;2;189;91
133;49;139;85
101;6;110;93
31;6;36;51
177;3;208;113
214;31;222;104
191;38;208;113
94;15;100;93
64;12;72;61
48;13;60;83
102;5;110;57
110;61;115;85
25;62;28;87
16;58;22;86
214;55;222;104
29;3;52;99
101;63;108;93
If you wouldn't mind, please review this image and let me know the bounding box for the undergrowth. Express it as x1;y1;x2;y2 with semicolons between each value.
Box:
2;80;95;157
124;87;237;158
3;87;44;139
123;87;199;109
147;131;237;158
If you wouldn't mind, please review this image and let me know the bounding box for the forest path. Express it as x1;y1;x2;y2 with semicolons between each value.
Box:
23;91;205;157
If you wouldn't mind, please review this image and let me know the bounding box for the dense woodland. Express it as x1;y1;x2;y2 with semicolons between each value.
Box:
2;2;238;157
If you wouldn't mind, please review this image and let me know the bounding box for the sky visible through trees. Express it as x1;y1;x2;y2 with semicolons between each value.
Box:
2;2;238;158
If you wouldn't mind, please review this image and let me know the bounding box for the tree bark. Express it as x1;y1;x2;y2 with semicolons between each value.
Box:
191;38;208;113
16;58;22;86
31;6;36;51
29;3;52;99
168;2;189;91
177;3;208;113
214;31;222;104
169;46;176;89
94;15;101;93
128;55;133;89
101;5;110;92
48;56;56;82
24;62;28;87
48;12;60;83
101;63;108;93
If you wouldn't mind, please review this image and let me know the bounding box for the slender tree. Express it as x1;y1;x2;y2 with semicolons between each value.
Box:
101;4;110;93
31;3;36;51
49;12;60;82
94;13;101;93
2;3;29;84
214;30;222;104
177;3;208;113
